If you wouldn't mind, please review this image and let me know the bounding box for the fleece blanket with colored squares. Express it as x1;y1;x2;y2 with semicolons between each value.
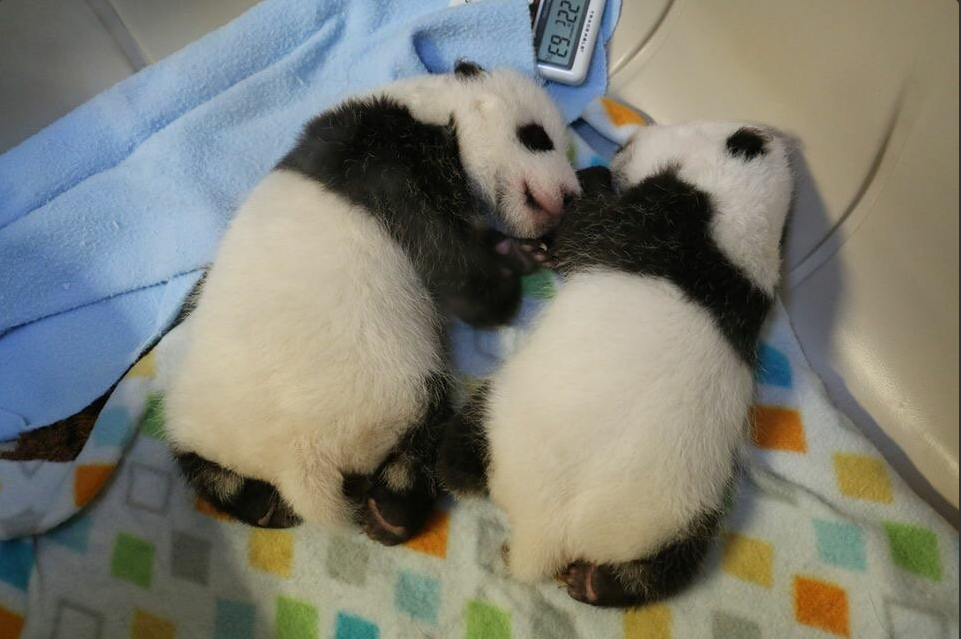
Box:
0;0;957;637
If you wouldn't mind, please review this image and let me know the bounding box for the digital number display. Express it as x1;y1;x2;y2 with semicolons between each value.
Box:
535;0;589;70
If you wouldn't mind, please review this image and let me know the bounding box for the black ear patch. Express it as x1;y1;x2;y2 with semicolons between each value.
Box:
726;128;768;160
517;123;554;152
454;60;485;79
576;166;613;195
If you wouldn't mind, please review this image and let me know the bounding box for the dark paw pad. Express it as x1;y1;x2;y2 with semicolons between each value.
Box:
495;237;556;273
359;485;431;547
562;562;601;604
561;562;639;608
230;480;302;529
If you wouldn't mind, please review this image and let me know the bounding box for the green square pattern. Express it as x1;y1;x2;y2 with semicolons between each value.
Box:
141;393;167;440
275;596;318;639
884;521;942;581
110;533;155;588
521;271;556;300
466;600;510;639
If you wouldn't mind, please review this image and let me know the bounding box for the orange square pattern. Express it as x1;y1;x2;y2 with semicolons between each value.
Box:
794;576;850;637
131;609;176;639
751;405;807;453
403;509;449;558
74;464;116;507
600;97;647;127
195;497;233;522
0;607;24;639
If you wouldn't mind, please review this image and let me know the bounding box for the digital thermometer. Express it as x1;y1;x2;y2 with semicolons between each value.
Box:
531;0;607;85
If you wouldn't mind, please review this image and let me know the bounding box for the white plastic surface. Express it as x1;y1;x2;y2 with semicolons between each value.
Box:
0;0;136;152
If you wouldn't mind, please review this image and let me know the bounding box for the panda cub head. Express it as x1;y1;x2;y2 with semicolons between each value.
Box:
447;62;581;239
609;122;794;293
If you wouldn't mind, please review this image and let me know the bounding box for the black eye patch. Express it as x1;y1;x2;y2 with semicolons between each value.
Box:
517;123;554;152
726;127;768;160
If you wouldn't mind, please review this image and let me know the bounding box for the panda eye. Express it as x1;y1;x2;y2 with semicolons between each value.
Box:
726;127;768;160
517;123;554;152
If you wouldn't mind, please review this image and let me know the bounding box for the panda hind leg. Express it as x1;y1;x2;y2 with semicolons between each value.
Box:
175;451;302;528
354;374;451;546
561;509;723;607
436;381;492;497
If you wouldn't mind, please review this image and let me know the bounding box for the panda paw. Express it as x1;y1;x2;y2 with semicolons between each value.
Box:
494;236;557;272
561;562;638;608
358;483;432;547
561;562;601;604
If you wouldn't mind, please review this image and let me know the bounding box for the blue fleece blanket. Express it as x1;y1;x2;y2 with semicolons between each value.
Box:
0;0;620;439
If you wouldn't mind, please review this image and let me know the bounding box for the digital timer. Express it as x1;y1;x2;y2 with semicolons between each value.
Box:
531;0;606;85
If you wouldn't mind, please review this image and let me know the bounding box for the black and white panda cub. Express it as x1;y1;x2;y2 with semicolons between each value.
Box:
165;62;579;543
438;122;794;605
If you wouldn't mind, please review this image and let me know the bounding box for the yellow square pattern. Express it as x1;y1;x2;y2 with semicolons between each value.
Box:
722;533;774;588
127;352;156;378
624;604;672;639
131;609;175;639
833;453;894;504
249;529;294;577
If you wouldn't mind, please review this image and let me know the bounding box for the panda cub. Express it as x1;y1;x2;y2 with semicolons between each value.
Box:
438;122;794;605
165;62;579;543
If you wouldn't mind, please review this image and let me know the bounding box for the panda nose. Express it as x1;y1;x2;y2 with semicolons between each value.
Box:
524;184;564;217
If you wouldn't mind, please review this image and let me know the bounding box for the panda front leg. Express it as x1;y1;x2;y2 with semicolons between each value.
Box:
442;257;522;328
480;228;557;273
175;451;301;528
354;374;452;546
490;166;613;273
436;382;491;497
560;510;722;607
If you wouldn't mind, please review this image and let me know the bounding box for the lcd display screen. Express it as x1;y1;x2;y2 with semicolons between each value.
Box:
535;0;589;70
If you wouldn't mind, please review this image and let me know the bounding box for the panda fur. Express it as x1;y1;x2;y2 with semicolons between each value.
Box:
165;62;580;543
438;122;795;605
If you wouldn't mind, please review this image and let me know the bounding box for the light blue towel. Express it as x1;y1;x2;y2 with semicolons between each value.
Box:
0;0;620;439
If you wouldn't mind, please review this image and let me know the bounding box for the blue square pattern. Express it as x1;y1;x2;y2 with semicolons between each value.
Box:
814;519;867;571
396;570;441;624
0;538;34;591
91;406;133;446
47;515;94;554
756;343;793;388
215;599;255;639
335;612;379;639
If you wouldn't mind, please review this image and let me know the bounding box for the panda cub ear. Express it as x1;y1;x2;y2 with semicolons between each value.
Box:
454;60;486;79
725;127;769;160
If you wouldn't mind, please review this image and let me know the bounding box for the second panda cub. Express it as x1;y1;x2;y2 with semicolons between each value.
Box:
438;122;794;606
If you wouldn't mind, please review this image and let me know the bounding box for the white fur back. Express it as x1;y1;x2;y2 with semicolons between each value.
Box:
485;271;753;581
166;170;444;526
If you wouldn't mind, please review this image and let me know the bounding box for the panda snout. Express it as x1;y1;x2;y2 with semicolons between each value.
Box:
523;183;577;218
